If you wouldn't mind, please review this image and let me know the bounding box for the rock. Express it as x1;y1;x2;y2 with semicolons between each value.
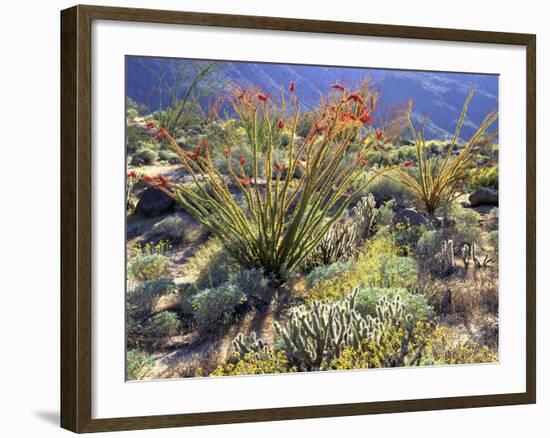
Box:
392;208;428;227
460;200;472;208
135;186;175;217
469;188;498;207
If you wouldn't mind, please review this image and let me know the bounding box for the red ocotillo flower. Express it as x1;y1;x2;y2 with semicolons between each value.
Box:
239;154;246;167
128;170;137;179
237;89;247;100
145;120;156;129
347;93;365;105
331;83;345;92
274;161;286;174
376;130;384;140
403;161;414;167
239;177;252;186
257;93;270;102
155;174;170;188
359;112;374;125
289;81;296;93
202;140;209;149
277;119;285;129
314;123;329;134
142;175;153;183
184;151;199;160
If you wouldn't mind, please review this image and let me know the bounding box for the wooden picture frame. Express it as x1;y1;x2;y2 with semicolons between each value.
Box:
61;4;536;433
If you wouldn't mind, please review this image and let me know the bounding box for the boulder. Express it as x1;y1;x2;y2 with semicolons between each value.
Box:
469;188;498;207
135;186;175;217
392;208;428;227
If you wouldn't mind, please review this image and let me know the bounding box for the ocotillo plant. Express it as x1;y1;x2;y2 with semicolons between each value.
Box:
378;89;499;215
143;82;391;280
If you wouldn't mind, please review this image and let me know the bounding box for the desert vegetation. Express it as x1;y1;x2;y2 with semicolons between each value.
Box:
125;60;499;380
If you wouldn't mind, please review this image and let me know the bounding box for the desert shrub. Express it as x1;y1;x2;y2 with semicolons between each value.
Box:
143;311;181;341
422;325;497;365
192;283;246;333
127;277;176;317
393;223;429;252
416;229;444;259
487;230;499;258
485;207;499;231
210;351;294;376
126;125;148;152
128;254;170;281
468;165;498;191
183;238;237;289
127;311;181;349
307;232;418;302
355;287;433;327
455;208;482;244
158;149;180;163
131;148;158;166
126;107;139;120
365;171;409;205
306;261;353;289
149;216;185;243
126;349;155;380
228;268;274;301
376;200;395;226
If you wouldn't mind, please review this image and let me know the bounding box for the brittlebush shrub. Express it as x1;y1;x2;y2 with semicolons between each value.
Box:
126;349;155;380
210;351;294;376
421;326;497;365
467;165;498;191
191;283;246;334
307;232;418;302
128;254;170;281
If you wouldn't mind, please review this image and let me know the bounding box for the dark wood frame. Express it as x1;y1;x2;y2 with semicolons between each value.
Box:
61;4;536;433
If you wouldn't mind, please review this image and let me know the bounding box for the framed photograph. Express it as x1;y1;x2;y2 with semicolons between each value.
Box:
60;4;536;433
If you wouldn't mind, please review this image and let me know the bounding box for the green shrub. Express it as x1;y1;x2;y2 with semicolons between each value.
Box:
127;311;180;349
158;149;180;163
485;207;499;231
366;171;409;204
487;230;499;258
455;208;482;244
421;326;497;365
416;229;444;259
210;351;294;376
128;254;170;281
306;261;353;289
468;165;498;191
183;238;237;289
149;216;185;243
354;286;434;327
228;268;273;301
393;223;429;251
126;349;155;380
376;200;395;227
131;148;158;165
192;283;246;333
127;277;176;317
144;311;181;340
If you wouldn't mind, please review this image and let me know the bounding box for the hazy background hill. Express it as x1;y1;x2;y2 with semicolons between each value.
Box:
126;56;499;140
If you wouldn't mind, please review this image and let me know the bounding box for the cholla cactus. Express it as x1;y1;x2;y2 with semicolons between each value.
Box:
433;240;455;275
352;193;378;238
461;242;492;269
232;332;271;361
274;292;411;371
140;83;393;281
308;220;358;267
